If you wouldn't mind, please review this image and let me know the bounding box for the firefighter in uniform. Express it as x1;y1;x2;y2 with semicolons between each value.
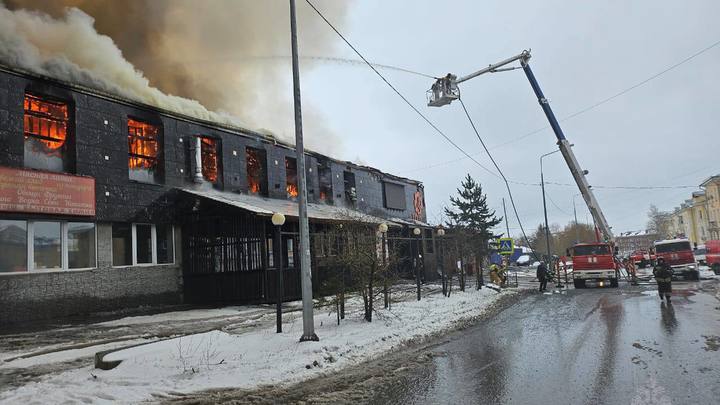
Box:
489;263;502;286
653;257;673;302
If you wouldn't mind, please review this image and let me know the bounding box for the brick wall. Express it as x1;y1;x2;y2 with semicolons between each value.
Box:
0;223;183;325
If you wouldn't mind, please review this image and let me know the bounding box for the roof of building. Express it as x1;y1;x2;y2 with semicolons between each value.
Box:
700;174;720;187
0;64;422;187
180;188;431;227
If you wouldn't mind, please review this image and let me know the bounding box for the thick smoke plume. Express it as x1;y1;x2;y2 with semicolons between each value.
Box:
0;0;348;154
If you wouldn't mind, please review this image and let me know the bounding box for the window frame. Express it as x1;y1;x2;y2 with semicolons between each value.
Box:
111;223;175;268
127;118;162;183
198;136;220;184
12;221;98;274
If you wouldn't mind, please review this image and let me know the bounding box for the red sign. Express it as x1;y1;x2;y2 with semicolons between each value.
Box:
0;167;95;216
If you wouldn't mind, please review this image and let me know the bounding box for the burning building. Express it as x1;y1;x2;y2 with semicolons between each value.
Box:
0;66;432;325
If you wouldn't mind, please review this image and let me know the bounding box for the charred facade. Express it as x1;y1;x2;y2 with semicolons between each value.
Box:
0;67;431;325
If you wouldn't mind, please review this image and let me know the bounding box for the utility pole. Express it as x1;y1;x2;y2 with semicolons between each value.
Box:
289;0;318;342
502;198;510;238
540;150;560;264
573;193;580;243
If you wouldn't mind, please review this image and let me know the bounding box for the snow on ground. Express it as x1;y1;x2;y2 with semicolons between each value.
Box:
0;287;511;404
97;306;268;327
0;339;151;370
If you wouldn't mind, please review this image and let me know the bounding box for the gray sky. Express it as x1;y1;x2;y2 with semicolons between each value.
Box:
297;0;720;236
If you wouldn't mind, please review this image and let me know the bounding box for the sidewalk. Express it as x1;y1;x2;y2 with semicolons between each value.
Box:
0;282;516;404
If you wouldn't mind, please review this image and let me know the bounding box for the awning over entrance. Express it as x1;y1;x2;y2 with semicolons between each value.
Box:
180;188;398;225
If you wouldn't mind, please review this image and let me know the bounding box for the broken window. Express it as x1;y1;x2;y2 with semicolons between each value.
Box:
318;163;333;204
286;157;298;200
344;171;356;205
128;118;161;183
23;93;70;172
246;147;267;196
199;137;219;183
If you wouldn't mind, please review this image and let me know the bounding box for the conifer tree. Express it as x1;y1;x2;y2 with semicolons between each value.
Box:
444;174;502;290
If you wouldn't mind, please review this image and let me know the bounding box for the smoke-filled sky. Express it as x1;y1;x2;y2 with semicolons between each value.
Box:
2;0;719;236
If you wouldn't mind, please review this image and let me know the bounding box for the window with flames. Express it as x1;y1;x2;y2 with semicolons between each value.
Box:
200;137;218;183
127;118;161;183
285;157;298;199
23;94;70;172
246;147;267;196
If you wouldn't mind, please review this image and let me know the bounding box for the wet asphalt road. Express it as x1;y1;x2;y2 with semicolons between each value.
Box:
373;281;720;405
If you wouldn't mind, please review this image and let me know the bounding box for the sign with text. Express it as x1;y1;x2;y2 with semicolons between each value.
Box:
0;167;95;216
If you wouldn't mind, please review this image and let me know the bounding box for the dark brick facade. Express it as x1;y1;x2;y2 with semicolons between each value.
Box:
0;67;428;325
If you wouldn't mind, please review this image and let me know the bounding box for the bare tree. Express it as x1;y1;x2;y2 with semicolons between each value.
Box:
323;220;399;322
647;205;672;237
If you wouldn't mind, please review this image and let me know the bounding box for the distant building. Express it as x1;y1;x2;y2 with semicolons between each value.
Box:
615;230;659;256
669;191;709;247
700;175;720;240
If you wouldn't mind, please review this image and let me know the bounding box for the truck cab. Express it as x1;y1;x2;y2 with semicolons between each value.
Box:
570;243;618;288
705;240;720;275
629;249;652;268
654;239;698;280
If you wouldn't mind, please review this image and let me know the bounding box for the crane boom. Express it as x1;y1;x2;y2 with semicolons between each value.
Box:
519;57;614;241
427;50;614;241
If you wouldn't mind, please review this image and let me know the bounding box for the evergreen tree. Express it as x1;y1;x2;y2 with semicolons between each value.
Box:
444;174;502;290
444;174;502;240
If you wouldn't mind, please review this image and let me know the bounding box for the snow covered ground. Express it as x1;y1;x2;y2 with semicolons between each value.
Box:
0;287;513;404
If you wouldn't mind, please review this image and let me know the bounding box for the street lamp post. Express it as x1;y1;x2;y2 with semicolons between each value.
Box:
540;149;562;287
289;0;317;342
272;212;286;333
379;223;389;309
437;226;446;296
413;227;422;301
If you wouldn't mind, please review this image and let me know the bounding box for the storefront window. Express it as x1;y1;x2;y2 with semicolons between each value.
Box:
33;221;61;270
136;224;153;264
0;220;27;273
156;224;174;264
112;223;133;266
68;222;96;269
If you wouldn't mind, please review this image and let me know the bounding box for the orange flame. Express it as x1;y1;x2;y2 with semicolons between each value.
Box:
23;94;68;150
287;183;299;198
246;148;263;194
128;119;159;169
200;137;218;182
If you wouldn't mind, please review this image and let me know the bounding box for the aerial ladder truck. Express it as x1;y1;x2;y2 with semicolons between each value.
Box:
427;50;618;288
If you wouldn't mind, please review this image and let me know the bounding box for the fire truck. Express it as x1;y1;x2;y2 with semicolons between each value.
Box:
706;240;720;275
651;238;698;280
569;243;618;288
427;50;618;288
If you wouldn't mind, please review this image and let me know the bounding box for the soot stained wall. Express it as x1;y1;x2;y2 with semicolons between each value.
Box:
0;69;426;224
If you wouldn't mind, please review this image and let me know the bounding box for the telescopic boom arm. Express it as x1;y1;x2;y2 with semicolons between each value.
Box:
427;50;613;241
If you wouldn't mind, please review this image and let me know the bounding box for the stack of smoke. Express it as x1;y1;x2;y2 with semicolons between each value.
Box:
1;0;348;154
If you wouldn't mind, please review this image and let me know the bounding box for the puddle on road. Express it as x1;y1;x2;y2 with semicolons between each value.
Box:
702;335;720;351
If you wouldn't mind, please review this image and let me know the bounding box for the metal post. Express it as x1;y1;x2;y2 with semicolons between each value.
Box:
440;235;446;296
541;150;562;288
415;234;421;301
289;0;317;342
502;198;510;238
274;225;283;333
541;157;552;265
381;232;388;308
573;194;579;243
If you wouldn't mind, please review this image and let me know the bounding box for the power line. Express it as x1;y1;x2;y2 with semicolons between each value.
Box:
458;97;538;261
303;0;502;182
401;38;720;171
